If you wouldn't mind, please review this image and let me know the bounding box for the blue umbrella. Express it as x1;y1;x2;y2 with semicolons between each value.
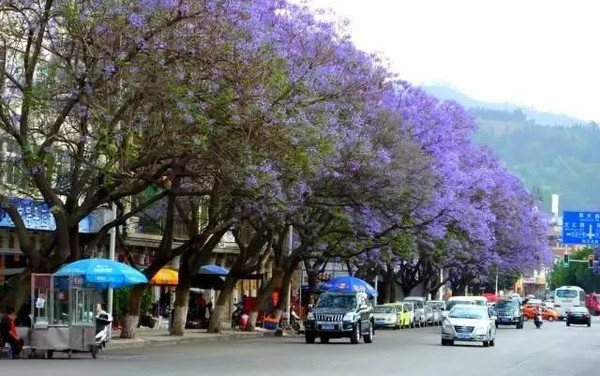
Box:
198;264;229;276
55;258;148;289
320;276;377;297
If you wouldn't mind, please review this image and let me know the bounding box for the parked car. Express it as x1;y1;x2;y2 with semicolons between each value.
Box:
441;304;497;347
404;297;427;327
400;301;416;328
392;302;413;329
373;305;401;329
523;305;558;321
566;306;591;327
494;299;524;329
425;301;442;326
304;291;374;344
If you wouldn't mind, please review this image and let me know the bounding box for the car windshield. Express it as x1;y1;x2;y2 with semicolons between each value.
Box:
556;290;578;298
403;304;414;311
316;294;357;309
449;307;487;320
374;306;395;313
495;300;519;310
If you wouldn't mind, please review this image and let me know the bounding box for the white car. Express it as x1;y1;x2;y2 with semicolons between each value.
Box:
441;304;497;347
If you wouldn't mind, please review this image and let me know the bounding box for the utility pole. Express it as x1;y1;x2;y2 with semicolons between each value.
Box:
107;202;117;317
286;225;293;323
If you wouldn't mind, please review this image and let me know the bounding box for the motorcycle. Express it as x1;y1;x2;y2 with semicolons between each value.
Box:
534;311;543;329
231;302;245;329
95;311;113;350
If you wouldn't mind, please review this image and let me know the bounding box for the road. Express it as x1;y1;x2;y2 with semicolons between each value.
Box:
2;319;598;376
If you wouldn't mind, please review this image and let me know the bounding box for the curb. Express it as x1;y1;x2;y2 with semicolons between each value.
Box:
106;331;275;350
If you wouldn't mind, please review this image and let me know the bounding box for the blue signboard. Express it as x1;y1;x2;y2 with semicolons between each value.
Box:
562;211;600;245
0;197;92;233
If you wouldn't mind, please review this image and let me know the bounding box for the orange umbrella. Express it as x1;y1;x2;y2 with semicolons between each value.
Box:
150;268;179;286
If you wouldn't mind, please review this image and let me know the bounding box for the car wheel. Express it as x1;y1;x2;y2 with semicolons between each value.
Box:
547;316;555;322
350;324;361;344
587;321;591;327
364;323;374;344
441;339;448;346
517;322;524;329
483;341;489;348
490;339;495;347
305;334;316;344
320;336;330;344
566;321;570;327
495;323;498;329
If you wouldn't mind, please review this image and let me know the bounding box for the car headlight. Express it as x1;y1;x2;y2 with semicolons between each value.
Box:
513;312;521;318
442;320;453;330
387;317;394;322
343;313;358;322
307;312;315;321
474;327;487;335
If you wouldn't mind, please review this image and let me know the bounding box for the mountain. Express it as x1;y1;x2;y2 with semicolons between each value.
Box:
423;85;588;127
423;85;600;213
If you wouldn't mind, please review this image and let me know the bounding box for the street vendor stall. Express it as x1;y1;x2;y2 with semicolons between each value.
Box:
29;273;98;358
28;259;147;359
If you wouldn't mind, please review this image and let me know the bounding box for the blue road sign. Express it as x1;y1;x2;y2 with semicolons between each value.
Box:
563;211;600;245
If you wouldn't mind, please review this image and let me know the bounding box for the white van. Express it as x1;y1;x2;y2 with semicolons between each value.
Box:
554;286;586;319
444;296;487;317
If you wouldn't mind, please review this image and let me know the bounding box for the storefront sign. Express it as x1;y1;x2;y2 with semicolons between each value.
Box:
0;197;92;233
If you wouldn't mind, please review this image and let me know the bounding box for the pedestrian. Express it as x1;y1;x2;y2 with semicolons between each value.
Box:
197;293;207;323
207;300;213;319
0;306;25;358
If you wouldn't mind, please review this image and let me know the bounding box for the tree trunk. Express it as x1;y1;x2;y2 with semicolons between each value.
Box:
245;271;283;331
170;255;193;336
170;282;190;336
120;284;145;339
208;275;239;333
272;267;294;321
380;279;391;304
390;279;397;302
307;269;319;295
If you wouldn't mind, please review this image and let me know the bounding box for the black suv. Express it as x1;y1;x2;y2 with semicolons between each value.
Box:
494;299;524;329
304;292;374;344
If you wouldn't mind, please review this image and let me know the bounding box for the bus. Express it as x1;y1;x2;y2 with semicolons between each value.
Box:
554;286;586;319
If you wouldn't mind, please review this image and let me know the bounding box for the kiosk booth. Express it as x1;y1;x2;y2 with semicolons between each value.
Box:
30;273;98;358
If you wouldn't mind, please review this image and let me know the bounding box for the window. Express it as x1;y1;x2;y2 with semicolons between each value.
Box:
556;290;578;298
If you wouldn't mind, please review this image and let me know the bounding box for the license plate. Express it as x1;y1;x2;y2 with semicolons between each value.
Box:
322;324;335;330
457;333;471;340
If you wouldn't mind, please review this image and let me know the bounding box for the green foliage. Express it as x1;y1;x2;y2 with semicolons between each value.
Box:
549;248;600;293
113;287;153;320
475;116;600;211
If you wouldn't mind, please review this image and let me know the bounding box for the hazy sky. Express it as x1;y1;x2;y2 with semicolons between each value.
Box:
307;0;600;122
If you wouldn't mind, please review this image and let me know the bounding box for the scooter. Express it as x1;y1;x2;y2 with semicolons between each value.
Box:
534;312;543;329
95;311;113;349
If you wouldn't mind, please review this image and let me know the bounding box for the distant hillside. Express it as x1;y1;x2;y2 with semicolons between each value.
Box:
475;119;600;212
422;85;600;212
423;85;588;127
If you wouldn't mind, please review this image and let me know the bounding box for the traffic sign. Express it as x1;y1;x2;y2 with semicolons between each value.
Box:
563;211;600;245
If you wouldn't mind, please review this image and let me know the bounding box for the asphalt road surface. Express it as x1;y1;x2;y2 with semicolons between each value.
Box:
2;318;598;376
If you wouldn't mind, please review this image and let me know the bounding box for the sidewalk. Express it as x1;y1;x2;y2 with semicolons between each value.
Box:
107;327;275;350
